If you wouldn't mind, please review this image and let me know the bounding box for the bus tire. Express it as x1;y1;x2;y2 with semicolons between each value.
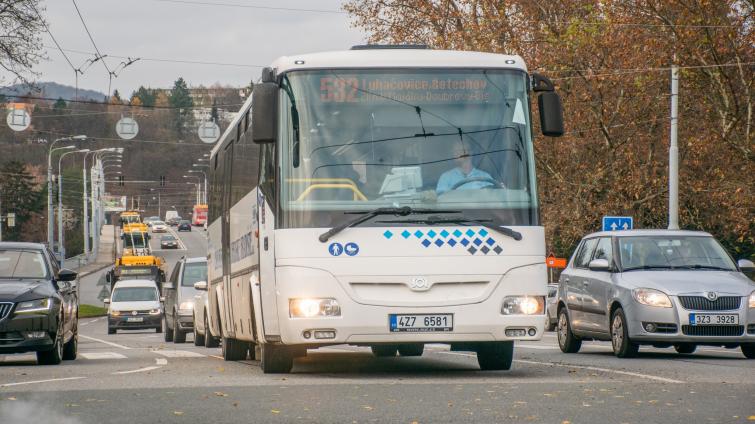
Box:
260;344;293;374
222;337;247;361
397;344;424;357
476;341;514;371
371;345;398;357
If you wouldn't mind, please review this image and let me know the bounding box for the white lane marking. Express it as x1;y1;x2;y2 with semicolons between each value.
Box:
436;351;685;384
1;376;86;388
79;334;132;350
111;358;166;375
152;350;204;358
80;317;105;326
156;358;168;365
80;352;127;360
209;355;223;360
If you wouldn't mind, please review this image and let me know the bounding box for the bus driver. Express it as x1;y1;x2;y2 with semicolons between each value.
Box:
436;144;495;194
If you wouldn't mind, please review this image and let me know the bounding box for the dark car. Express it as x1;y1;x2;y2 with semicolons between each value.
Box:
160;235;179;249
177;220;192;232
167;216;182;226
0;242;79;365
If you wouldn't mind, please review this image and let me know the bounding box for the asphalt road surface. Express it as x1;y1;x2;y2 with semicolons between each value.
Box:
1;228;753;423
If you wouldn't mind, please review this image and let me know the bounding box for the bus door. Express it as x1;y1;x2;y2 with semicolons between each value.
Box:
221;142;235;337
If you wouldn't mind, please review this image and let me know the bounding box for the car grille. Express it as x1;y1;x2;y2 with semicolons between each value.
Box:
0;302;12;320
748;324;755;335
681;325;744;336
678;296;740;311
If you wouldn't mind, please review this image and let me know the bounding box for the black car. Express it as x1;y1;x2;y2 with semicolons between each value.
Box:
167;216;182;226
160;235;179;249
177;220;192;232
0;242;79;365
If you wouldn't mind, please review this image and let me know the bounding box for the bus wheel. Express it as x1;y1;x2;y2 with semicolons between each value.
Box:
476;341;514;371
222;337;247;361
260;344;293;374
397;344;424;357
371;345;398;357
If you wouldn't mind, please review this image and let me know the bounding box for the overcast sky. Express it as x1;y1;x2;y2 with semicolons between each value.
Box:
28;0;366;96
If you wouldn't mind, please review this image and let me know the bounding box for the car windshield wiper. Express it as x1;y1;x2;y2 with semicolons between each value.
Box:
376;215;522;241
674;264;733;271
319;207;461;243
622;265;677;271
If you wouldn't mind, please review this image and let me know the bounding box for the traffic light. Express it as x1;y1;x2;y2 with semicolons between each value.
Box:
160;176;166;186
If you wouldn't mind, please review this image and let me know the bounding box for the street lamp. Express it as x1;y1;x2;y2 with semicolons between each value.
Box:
47;135;87;249
81;148;118;259
149;188;162;217
184;176;202;205
56;148;89;264
187;170;207;204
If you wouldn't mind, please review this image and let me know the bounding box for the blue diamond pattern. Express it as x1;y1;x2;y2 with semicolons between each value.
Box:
479;229;489;237
473;238;483;246
447;239;457;247
493;245;503;255
421;239;431;248
427;230;437;238
434;239;444;247
468;246;478;255
453;229;462;238
460;238;470;247
383;230;394;239
401;230;411;239
414;230;424;238
486;237;495;246
440;229;450;238
465;229;475;237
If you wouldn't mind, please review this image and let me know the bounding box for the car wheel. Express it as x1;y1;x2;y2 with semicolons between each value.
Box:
173;315;186;343
674;343;697;354
741;343;755;359
204;313;219;348
557;308;582;353
156;322;163;333
260;343;293;374
222;337;248;361
611;308;639;358
164;316;173;342
370;345;398;357
37;325;64;365
476;341;514;371
108;327;116;335
193;314;205;346
63;324;78;360
397;344;424;357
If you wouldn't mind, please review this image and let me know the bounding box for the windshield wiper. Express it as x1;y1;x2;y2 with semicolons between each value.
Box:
622;265;677;271
674;264;733;271
319;207;460;243
376;215;522;241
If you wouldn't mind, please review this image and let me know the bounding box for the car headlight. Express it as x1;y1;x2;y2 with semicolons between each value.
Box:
749;291;755;308
179;301;194;311
148;308;161;315
15;298;53;314
632;288;672;308
289;298;341;318
110;310;121;316
501;296;545;315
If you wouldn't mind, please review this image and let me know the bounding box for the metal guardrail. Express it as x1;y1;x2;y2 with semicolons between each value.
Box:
62;254;89;270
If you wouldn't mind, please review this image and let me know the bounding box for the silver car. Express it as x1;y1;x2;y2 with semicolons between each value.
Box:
556;230;755;358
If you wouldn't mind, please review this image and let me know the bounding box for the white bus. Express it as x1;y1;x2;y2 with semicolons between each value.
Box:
206;45;564;373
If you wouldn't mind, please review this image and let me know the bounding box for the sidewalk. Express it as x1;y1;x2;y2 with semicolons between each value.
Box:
74;224;116;278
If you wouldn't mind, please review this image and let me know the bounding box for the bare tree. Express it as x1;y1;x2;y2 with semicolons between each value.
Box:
0;0;45;85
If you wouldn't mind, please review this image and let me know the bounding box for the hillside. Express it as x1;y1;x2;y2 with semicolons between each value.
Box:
1;82;106;101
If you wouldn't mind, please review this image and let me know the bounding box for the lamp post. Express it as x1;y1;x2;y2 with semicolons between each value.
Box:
150;188;162;217
47;135;87;250
82;148;119;259
57;148;90;265
188;169;207;204
183;175;202;205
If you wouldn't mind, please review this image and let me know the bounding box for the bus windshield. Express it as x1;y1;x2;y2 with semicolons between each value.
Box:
123;234;148;249
278;69;538;228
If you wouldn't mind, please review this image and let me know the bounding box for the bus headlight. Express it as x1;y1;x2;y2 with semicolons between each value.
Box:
289;298;341;318
501;296;544;315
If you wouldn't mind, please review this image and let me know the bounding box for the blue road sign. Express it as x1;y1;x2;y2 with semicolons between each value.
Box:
602;216;633;232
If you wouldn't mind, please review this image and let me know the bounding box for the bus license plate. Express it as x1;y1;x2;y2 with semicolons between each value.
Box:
127;317;144;323
689;314;738;326
389;314;453;332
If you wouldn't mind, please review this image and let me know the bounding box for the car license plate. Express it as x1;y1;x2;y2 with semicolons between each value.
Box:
389;314;453;332
689;313;738;325
127;317;144;322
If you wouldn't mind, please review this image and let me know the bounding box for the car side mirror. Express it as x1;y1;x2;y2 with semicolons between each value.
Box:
104;298;110;304
252;82;279;144
57;269;78;282
737;259;755;273
588;258;610;272
193;281;208;291
163;282;174;290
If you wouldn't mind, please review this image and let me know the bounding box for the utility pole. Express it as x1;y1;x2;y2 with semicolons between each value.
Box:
668;64;680;230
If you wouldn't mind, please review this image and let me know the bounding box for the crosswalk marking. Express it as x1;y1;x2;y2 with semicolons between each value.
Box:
152;350;205;358
80;352;128;360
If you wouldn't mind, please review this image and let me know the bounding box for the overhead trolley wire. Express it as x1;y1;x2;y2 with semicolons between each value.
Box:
71;0;112;74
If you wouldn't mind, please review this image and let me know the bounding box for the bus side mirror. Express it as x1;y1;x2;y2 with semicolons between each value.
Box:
252;82;279;144
532;73;564;137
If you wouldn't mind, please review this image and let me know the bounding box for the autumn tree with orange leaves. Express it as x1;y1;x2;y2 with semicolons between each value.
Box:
344;0;754;259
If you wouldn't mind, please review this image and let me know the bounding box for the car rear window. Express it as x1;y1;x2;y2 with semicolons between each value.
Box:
181;262;207;287
0;250;49;279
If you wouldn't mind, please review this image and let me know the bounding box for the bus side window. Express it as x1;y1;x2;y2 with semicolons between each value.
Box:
259;142;276;204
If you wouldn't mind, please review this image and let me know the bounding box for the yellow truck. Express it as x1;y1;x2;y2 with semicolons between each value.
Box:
121;223;151;256
119;210;141;228
106;254;166;290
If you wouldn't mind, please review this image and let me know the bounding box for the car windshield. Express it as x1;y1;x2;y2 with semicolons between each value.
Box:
0;250;48;279
618;236;736;271
279;68;538;228
154;221;165;225
181;262;207;287
180;221;190;225
161;235;176;241
112;286;158;302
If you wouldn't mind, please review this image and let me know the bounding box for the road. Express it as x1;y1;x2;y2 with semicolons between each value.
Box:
2;228;754;423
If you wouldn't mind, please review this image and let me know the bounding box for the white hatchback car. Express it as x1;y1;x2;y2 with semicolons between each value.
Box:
105;279;163;334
